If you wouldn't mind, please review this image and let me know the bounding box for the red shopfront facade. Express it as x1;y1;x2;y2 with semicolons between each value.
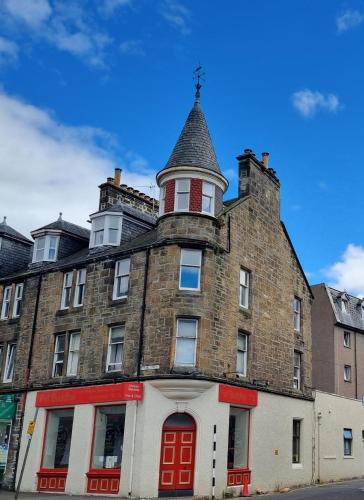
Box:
218;384;258;497
35;382;143;494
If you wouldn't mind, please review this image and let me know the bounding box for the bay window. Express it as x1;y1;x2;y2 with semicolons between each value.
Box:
113;258;130;300
32;235;59;263
12;283;24;318
175;318;198;366
179;249;202;290
61;272;73;310
66;332;80;376
3;343;16;383
90;214;122;248
91;405;126;469
74;269;86;307
106;325;125;372
1;286;11;320
227;407;249;469
42;409;74;469
175;179;190;211
202;181;215;215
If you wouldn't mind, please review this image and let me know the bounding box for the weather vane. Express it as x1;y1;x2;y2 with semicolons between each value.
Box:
193;64;205;99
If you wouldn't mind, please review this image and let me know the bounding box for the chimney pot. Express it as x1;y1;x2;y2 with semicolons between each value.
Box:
262;152;269;168
114;168;122;186
244;148;253;155
107;177;114;183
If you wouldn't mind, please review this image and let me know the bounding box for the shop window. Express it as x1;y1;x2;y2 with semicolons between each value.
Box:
52;334;66;377
1;286;11;320
175;318;198;367
61;272;73;310
3;344;16;383
12;283;24;318
74;269;86;307
227;407;249;470
293;297;301;332
42;409;74;469
179;249;202;290
91;405;126;469
66;332;80;377
113;258;130;300
175;179;190;211
237;332;247;376
106;325;125;372
343;428;353;456
239;269;250;309
292;419;301;464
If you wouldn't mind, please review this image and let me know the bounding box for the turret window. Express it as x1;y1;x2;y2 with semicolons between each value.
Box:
202;181;215;215
32;235;59;263
175;179;190;211
90;214;122;248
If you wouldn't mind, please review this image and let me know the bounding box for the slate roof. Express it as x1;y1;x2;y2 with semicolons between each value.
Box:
327;285;364;331
163;97;222;174
0;219;32;245
32;218;90;240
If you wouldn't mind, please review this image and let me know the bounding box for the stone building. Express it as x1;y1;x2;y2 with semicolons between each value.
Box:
311;283;364;399
0;87;314;496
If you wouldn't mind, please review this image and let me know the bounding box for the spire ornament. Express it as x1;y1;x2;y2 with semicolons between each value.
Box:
193;65;205;101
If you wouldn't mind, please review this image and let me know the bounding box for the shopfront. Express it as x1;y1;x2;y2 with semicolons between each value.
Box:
0;394;17;483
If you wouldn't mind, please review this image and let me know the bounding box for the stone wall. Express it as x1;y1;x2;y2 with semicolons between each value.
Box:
99;182;158;217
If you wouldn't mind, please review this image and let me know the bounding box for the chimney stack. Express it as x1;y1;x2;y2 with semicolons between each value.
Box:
262;152;269;168
114;168;122;186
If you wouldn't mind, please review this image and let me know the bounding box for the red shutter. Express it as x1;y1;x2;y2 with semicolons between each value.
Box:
164;179;175;213
190;179;202;212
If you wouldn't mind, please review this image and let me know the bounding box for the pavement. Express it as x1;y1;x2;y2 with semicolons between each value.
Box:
1;479;364;499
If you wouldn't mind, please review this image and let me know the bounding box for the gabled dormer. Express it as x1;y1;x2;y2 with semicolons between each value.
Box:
30;213;89;265
0;217;32;277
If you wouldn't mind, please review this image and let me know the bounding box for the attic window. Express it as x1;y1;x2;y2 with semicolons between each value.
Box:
340;296;348;313
32;235;59;263
90;214;122;248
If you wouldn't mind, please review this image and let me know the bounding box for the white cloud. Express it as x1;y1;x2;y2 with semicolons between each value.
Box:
160;0;191;35
0;36;18;66
292;89;340;118
0;90;156;238
3;0;52;28
337;9;364;33
99;0;132;16
324;244;364;297
120;39;145;56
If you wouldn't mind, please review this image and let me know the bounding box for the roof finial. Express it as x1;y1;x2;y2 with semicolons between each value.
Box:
193;64;205;101
58;212;63;221
2;216;7;225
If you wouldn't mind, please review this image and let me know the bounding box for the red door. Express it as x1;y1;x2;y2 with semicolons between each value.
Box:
159;413;196;494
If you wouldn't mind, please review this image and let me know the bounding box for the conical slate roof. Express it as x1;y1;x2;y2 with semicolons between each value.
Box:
164;97;221;174
0;217;32;244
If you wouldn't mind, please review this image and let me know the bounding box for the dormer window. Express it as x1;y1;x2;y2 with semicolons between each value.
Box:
90;214;122;248
202;181;215;215
175;179;190;211
32;235;59;263
341;296;348;313
361;305;364;320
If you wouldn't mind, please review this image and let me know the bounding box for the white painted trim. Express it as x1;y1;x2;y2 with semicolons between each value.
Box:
112;258;131;300
12;283;24;318
32;234;60;263
174;178;190;212
106;325;124;372
1;285;11;320
89;213;123;248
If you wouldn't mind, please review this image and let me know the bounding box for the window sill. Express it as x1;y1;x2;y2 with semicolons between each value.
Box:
239;306;252;318
292;463;303;469
109;297;128;307
56;307;83;317
172;365;197;374
343;456;355;459
7;317;20;324
176;290;202;297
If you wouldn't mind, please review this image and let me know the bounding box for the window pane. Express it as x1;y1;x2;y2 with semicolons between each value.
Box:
108;228;119;244
238;334;247;350
69;332;80;351
94;230;104;245
175;338;195;365
92;406;125;469
43;409;74;468
177;319;197;338
56;335;66;352
93;217;105;230
203;182;214;196
78;269;87;284
237;350;246;374
176;192;189;210
227;408;249;469
109;216;120;229
180;267;200;289
181;249;201;266
110;343;123;365
177;179;189;192
117;259;130;276
202;195;212;213
111;326;124;343
4;344;16;381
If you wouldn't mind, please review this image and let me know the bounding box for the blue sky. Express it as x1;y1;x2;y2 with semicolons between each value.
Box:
0;0;364;294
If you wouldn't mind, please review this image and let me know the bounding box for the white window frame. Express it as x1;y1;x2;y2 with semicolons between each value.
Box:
293;297;301;332
293;351;301;390
179;249;202;291
74;269;86;307
237;332;248;376
106;325;125;372
113;258;131;300
343;331;351;348
239;269;250;309
201;181;215;215
159;185;166;216
341;298;348;313
361;305;364;320
344;365;351;382
32;235;59;263
3;343;16;383
52;334;66;377
61;272;73;310
90;214;122;248
174;179;190;212
175;318;198;367
12;283;24;318
1;286;12;320
66;332;80;377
